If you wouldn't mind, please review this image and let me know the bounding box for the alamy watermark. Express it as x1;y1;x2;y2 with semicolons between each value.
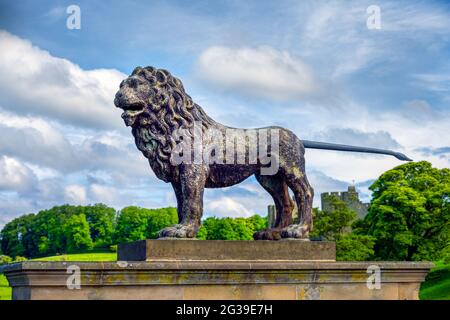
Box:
366;5;381;30
366;264;381;290
66;264;81;290
66;5;81;30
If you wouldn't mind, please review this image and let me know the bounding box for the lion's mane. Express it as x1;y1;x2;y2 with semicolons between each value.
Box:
129;66;215;181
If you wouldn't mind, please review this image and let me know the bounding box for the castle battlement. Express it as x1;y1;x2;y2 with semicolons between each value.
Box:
320;186;369;219
321;191;343;197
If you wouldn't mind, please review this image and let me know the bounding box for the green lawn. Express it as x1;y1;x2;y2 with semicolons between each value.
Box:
419;261;450;300
1;254;449;300
0;273;11;300
33;252;117;262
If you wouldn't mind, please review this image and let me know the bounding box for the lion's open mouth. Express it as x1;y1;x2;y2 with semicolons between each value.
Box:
121;101;146;111
121;110;144;127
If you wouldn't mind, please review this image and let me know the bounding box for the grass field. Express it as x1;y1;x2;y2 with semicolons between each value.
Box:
0;273;11;300
419;261;450;300
1;253;449;300
33;252;117;262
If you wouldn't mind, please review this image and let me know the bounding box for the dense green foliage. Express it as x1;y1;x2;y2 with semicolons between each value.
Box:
335;234;375;261
356;161;450;261
311;196;357;240
311;196;375;261
113;206;178;243
0;204;178;258
0;204;267;258
196;215;267;240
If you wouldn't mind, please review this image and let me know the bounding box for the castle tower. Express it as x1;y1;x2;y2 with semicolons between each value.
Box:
320;186;369;219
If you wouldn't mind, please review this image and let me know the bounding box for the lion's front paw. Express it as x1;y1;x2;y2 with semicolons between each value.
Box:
280;224;310;240
157;224;198;239
253;228;283;240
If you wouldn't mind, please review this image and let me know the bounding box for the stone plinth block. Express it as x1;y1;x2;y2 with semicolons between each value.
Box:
3;260;433;300
118;239;336;261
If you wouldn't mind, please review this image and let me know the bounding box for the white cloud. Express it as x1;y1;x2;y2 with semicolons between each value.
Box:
0;30;126;129
90;183;120;205
0;156;36;192
0;109;150;180
205;196;254;218
64;184;87;204
298;1;450;78
0;109;79;172
197;46;324;101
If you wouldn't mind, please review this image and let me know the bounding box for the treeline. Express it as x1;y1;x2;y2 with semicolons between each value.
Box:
0;205;178;258
0;204;267;259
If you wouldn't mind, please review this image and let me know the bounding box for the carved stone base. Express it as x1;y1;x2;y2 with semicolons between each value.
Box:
3;260;432;300
2;240;433;300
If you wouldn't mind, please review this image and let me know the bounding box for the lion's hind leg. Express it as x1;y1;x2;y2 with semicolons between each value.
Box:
280;166;314;239
253;173;294;240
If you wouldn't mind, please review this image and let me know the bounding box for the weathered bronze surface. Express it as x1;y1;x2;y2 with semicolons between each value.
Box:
114;66;411;240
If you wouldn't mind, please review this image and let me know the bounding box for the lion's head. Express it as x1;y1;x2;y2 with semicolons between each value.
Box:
114;66;214;181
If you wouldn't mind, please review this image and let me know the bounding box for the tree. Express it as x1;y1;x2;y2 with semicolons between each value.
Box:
32;205;78;255
113;206;151;243
311;196;357;241
246;214;268;232
146;208;178;239
62;214;93;253
359;161;450;261
336;234;375;261
0;214;36;258
83;204;116;248
197;215;267;240
310;196;375;261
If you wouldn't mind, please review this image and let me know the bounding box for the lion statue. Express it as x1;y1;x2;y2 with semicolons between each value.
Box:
114;66;411;240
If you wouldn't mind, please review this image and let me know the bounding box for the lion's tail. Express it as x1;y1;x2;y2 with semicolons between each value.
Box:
302;140;412;161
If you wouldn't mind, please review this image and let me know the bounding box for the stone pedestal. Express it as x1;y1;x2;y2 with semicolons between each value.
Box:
118;239;336;261
3;240;433;300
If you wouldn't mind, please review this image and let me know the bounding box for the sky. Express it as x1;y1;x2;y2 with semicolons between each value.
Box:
0;0;449;227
